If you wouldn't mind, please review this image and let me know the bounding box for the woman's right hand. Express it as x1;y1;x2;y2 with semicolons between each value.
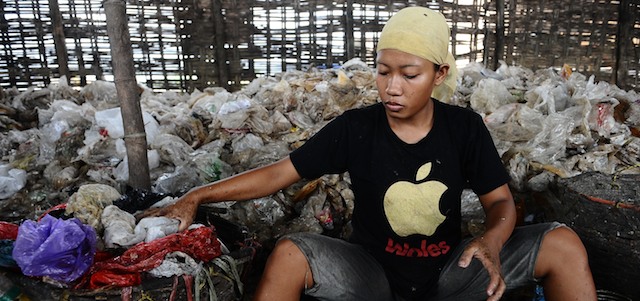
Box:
136;157;301;232
135;191;201;232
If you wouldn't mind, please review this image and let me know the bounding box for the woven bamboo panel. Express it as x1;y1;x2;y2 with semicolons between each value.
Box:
0;0;637;92
483;0;639;89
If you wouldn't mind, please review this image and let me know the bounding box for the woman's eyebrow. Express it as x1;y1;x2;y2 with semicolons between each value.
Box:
376;62;420;69
399;64;420;69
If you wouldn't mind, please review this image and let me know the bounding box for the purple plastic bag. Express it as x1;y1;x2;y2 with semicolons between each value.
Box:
12;214;97;283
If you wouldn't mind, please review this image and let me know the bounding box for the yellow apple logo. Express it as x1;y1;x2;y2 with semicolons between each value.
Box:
384;162;448;237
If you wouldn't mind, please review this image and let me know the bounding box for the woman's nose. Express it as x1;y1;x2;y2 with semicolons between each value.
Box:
385;76;401;96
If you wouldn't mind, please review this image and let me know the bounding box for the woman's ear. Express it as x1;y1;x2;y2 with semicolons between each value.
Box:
435;64;450;85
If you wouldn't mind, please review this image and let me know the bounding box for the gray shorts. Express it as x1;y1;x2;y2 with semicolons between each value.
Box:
284;222;563;301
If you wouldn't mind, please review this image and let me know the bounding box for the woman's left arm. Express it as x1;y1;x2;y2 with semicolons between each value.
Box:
458;183;516;301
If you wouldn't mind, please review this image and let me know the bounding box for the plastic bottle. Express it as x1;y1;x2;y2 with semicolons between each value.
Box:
0;274;21;301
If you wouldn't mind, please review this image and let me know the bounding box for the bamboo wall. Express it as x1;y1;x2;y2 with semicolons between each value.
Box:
483;0;639;90
0;0;638;93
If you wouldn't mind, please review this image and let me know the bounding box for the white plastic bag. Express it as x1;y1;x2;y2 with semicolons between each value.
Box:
94;107;160;144
0;164;27;199
102;205;179;248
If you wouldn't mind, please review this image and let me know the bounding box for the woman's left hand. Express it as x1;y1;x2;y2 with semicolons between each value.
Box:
458;235;506;301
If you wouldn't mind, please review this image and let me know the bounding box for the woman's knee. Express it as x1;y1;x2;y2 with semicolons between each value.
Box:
268;238;314;288
535;226;589;276
270;238;308;264
546;226;587;254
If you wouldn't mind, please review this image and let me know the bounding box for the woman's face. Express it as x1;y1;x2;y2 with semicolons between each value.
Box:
375;49;448;120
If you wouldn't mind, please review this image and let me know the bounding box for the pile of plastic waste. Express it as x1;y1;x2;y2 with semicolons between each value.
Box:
0;58;639;291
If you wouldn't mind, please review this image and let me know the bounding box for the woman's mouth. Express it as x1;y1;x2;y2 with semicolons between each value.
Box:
384;101;403;112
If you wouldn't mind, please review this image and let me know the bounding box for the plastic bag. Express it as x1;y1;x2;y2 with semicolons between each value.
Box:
526;113;575;165
0;221;19;268
65;183;121;232
113;187;170;214
12;215;97;283
217;97;251;129
148;251;201;278
470;78;516;114
0;164;27;199
102;205;179;248
150;133;195;167
83;226;221;289
231;133;264;153
0;221;18;240
153;164;204;195
94;107;160;144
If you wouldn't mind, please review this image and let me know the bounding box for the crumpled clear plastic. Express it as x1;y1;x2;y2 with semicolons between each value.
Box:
152;163;204;195
102;205;179;249
94;107;160;145
79;80;119;110
0;164;27;199
506;152;530;191
231;133;264;154
470;78;517;114
37;100;93;165
524;82;571;114
286;110;315;130
12;215;97;283
190;150;234;183
150;133;195;167
148;251;201;278
588;101;628;139
65;184;122;233
526;113;575;165
484;103;544;142
217;97;252;130
231;196;286;229
113;149;160;182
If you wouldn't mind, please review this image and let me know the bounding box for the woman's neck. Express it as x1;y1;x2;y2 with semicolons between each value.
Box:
386;100;435;144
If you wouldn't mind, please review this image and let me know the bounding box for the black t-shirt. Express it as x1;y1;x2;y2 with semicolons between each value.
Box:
290;100;510;300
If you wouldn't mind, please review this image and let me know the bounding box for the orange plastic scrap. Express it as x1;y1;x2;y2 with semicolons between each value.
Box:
580;193;640;213
80;226;221;289
560;64;572;80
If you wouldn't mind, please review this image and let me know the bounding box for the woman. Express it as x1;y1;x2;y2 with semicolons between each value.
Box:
141;7;596;301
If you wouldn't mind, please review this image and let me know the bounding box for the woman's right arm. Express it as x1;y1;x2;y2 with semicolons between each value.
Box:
137;156;302;231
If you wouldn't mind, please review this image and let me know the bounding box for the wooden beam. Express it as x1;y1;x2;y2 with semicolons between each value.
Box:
494;0;505;70
614;0;632;89
212;0;229;89
345;0;355;60
49;0;69;81
104;0;151;191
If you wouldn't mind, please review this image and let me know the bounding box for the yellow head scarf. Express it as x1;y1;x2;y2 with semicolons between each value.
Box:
376;6;458;102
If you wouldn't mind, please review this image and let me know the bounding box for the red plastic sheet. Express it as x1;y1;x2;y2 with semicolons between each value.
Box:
0;221;18;240
80;226;221;289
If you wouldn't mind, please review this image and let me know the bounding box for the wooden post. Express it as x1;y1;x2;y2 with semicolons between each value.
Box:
104;0;151;191
345;0;355;60
614;0;632;89
212;0;229;90
49;0;70;81
494;0;505;70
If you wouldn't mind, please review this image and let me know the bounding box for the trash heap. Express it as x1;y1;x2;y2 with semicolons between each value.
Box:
0;58;639;296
